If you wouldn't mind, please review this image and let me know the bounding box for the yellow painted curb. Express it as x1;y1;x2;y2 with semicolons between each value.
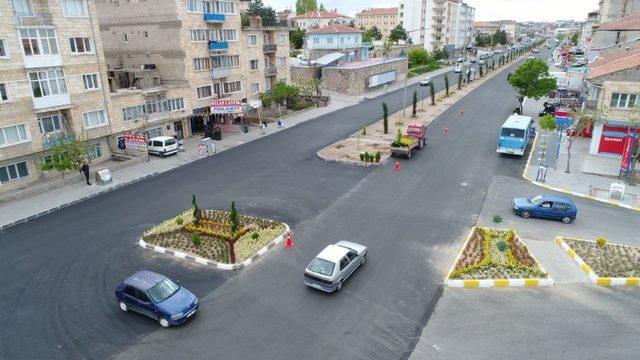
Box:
596;278;612;286
494;279;510;287
524;279;539;287
464;280;480;288
627;278;640;286
581;263;592;274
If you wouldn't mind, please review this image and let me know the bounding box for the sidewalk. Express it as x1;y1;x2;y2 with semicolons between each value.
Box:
0;66;453;230
522;98;640;211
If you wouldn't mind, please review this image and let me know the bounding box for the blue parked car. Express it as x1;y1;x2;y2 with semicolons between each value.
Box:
115;270;198;328
512;194;577;223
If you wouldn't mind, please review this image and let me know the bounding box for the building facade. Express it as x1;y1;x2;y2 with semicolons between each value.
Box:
0;0;113;194
354;7;398;39
292;10;351;31
454;2;475;49
96;0;291;141
304;25;368;62
598;0;640;23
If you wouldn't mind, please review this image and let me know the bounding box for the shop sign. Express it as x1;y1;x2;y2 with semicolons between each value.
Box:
211;100;243;115
620;134;636;173
124;133;147;151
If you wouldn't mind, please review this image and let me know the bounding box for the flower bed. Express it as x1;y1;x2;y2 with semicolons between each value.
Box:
449;227;548;280
142;209;286;264
563;238;640;278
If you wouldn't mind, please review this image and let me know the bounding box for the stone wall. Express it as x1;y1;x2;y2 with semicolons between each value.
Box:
322;58;407;96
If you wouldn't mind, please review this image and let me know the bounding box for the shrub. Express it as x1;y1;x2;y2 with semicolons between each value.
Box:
492;214;502;228
596;237;608;248
364;151;370;162
375;151;381;162
396;128;402;145
230;201;239;233
192;233;202;247
175;217;184;225
359;153;365;161
251;232;260;240
382;102;389;134
368;153;375;162
497;240;509;252
362;126;367;136
192;194;200;224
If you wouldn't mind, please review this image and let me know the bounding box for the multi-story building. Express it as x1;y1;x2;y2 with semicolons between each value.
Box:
580;10;599;51
96;0;291;139
304;25;369;62
473;21;500;36
292;10;351;31
598;0;640;24
399;0;474;52
355;7;398;39
0;0;113;194
454;2;475;49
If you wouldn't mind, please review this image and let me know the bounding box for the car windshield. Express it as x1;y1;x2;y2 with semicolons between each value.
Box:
529;195;544;205
147;278;180;303
165;138;176;146
307;258;335;277
501;128;525;138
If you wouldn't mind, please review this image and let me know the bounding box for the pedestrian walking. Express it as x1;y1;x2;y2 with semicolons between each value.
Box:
80;161;91;185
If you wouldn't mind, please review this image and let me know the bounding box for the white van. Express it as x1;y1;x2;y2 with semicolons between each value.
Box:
147;136;178;157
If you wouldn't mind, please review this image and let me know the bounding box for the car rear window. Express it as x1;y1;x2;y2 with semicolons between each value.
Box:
307;258;335;277
165;138;176;146
152;141;162;147
501;128;525;138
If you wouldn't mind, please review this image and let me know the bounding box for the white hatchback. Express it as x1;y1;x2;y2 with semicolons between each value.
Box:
147;136;178;157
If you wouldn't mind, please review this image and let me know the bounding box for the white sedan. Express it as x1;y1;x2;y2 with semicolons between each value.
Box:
304;241;368;293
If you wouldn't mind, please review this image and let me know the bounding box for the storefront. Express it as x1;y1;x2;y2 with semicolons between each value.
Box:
590;121;640;156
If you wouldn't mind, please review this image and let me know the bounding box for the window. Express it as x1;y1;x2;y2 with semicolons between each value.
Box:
346;251;358;261
248;34;258;46
123;33;128;42
278;34;286;44
0;123;30;147
0;83;9;102
69;37;92;54
186;0;202;12
216;1;235;14
146;127;163;139
277;57;286;67
278;77;287;83
251;83;260;94
122;104;146;121
223;81;241;94
145;94;166;114
208;29;237;42
82;73;100;90
61;0;87;17
190;29;207;42
313;37;319;44
250;59;259;70
327;37;333;44
12;0;33;15
0;39;8;58
197;85;212;99
87;143;102;160
0;161;30;184
82;109;108;129
339;257;350;271
29;68;67;98
163;98;185;112
211;55;239;68
193;57;211;71
20;28;58;56
144;31;149;38
38;114;62;133
610;93;637;109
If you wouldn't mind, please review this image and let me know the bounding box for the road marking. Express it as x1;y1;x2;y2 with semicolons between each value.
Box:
342;289;420;326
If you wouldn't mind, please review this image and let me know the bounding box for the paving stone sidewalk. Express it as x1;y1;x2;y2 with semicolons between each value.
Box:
0;66;456;230
523;99;640;210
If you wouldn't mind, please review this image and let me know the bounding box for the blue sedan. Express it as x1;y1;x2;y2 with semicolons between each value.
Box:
115;270;198;328
512;194;577;223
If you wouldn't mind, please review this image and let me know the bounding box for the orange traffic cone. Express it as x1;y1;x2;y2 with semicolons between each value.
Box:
284;233;294;248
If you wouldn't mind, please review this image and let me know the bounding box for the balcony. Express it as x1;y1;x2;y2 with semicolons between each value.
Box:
264;67;277;76
432;23;444;29
432;14;445;20
32;93;71;111
14;12;53;26
204;13;225;23
42;133;75;150
24;53;62;69
208;41;229;51
211;67;231;79
263;44;277;53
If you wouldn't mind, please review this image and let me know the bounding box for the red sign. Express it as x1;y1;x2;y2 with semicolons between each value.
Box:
124;133;147;151
620;134;636;173
210;100;243;114
599;134;626;154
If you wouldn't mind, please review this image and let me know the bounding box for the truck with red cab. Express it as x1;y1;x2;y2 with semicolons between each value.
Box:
390;123;427;158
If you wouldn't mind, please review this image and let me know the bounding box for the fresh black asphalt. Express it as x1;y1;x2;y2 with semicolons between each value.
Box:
1;51;547;360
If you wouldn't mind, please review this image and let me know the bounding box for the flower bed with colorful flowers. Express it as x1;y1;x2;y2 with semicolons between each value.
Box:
143;209;286;264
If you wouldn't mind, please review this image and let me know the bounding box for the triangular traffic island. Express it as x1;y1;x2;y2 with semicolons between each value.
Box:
445;227;553;288
557;237;640;287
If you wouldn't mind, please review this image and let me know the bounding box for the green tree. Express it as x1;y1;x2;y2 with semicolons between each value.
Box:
382;40;391;58
367;26;383;41
479;64;484;77
272;82;300;106
319;2;325;11
565;108;604;174
475;34;491;47
508;58;557;113
432;47;449;61
39;139;89;179
246;0;276;26
230;201;239;233
458;71;462;90
571;32;579;46
412;90;417;117
407;47;428;68
290;28;305;49
444;73;449;96
388;24;407;43
492;30;508;46
539;114;557;132
192;194;201;224
429;82;435;105
382;102;389;134
295;0;317;14
492;214;502;229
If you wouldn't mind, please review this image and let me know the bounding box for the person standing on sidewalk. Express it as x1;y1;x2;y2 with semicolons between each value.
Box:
80;161;91;185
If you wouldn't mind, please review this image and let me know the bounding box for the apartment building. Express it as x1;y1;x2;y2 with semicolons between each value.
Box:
399;0;474;52
598;0;640;23
454;2;474;49
96;0;290;139
354;7;398;39
0;0;112;194
292;10;351;31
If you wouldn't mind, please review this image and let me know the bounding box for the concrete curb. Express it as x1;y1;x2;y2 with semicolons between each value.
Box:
444;226;554;288
522;128;640;213
316;152;383;167
556;237;640;286
138;223;290;271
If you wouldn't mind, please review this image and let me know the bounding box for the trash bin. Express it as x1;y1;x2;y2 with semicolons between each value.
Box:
242;125;249;133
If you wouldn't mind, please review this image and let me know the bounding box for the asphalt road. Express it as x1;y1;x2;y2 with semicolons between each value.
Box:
0;48;546;360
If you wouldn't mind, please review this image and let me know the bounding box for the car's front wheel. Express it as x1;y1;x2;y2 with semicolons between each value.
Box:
336;280;343;292
561;216;574;224
520;211;531;218
361;254;366;266
158;317;170;328
118;301;128;312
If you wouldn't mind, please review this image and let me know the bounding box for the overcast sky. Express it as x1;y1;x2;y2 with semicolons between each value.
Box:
266;0;600;21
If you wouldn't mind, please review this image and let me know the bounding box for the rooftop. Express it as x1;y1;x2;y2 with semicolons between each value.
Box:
307;25;364;34
292;10;349;20
597;13;640;31
356;7;398;16
123;270;165;290
474;21;500;28
316;244;349;263
587;47;640;79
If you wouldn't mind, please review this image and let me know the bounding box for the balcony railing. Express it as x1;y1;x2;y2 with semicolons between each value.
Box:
211;67;231;79
263;44;277;53
14;12;53;26
42;133;75;150
204;13;225;23
264;67;277;76
208;41;229;51
32;93;71;111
